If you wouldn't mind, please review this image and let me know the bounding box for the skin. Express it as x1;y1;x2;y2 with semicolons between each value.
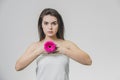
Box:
15;15;92;71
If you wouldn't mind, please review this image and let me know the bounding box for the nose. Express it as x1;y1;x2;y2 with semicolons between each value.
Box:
48;24;52;29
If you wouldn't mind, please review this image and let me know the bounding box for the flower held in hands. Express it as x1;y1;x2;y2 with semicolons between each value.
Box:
44;41;56;53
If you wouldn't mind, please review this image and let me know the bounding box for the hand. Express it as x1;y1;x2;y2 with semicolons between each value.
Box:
34;45;49;55
53;44;68;55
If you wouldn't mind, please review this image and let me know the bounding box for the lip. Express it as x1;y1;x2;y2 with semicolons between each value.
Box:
47;31;53;33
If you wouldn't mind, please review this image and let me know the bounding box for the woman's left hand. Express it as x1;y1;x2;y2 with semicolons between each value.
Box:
53;44;68;54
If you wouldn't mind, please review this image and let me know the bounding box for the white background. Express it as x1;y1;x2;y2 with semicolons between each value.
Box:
0;0;120;80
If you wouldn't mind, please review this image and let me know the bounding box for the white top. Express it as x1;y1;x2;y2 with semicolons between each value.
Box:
36;53;69;80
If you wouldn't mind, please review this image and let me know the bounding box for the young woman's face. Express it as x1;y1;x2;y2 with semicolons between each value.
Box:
42;15;58;37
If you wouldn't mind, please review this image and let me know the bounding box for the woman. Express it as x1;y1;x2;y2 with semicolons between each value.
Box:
15;8;92;80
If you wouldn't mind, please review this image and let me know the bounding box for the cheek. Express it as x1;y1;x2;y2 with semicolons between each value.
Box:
55;26;59;32
42;25;47;33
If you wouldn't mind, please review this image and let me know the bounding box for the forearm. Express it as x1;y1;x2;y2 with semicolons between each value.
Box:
15;51;40;71
64;49;92;65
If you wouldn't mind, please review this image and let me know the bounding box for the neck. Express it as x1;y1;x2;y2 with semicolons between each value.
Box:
44;36;58;42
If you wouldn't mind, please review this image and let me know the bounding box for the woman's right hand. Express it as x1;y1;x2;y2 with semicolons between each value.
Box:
33;43;48;55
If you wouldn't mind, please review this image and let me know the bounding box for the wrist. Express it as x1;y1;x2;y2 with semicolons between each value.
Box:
63;48;69;55
34;49;42;56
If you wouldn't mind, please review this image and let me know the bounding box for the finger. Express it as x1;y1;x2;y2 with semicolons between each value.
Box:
44;52;49;54
56;46;59;49
52;51;57;54
53;49;59;53
54;49;59;52
56;44;60;47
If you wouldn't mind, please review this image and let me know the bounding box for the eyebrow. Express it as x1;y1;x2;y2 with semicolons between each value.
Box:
43;21;57;23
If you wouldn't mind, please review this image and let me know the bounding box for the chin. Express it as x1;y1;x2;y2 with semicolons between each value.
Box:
47;34;55;37
48;34;57;37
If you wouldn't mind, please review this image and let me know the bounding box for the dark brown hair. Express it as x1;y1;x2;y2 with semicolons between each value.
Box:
38;8;65;41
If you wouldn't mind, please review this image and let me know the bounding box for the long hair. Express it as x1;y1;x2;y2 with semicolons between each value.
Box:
38;8;65;41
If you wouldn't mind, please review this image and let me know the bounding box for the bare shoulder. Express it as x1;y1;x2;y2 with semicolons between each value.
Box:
64;40;80;49
64;40;75;45
27;41;41;49
29;41;38;47
62;40;77;48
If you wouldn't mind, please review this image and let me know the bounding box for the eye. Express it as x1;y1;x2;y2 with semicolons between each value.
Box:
52;22;57;25
44;22;48;25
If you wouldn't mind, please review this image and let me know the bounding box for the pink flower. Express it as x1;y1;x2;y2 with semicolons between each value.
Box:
44;41;56;53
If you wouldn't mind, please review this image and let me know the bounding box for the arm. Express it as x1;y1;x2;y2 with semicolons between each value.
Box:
15;42;43;71
64;40;92;65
